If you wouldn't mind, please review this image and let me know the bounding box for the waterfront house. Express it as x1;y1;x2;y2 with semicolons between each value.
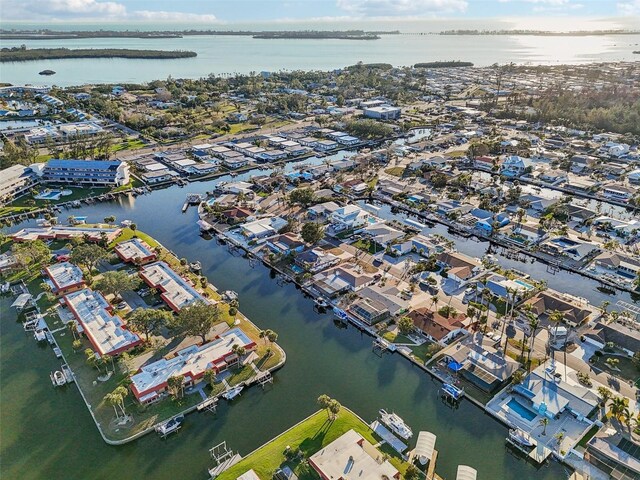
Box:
408;307;467;345
540;236;599;262
583;321;640;357
361;223;404;248
537;168;568;185
40;159;130;187
566;204;597;224
509;222;547;244
265;233;305;256
436;251;482;283
478;273;533;302
239;216;287;240
348;297;390;325
523;289;594;327
518;194;557;214
586;432;640;479
312;264;376;297
593;252;640;279
467;208;510;234
294;248;340;274
444;337;519;392
315;139;339;152
114;238;157;265
357;285;409;316
473;155;499;172
64;288;142;357
307;201;341;219
11;225;122;243
139;261;210;312
130;328;256;404
0;164;41;205
44;262;85;296
308;429;400;480
601;183;636;202
221;207;254;224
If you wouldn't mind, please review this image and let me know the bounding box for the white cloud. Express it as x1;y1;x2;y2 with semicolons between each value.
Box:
336;0;468;17
0;0;217;22
617;0;640;14
132;11;217;22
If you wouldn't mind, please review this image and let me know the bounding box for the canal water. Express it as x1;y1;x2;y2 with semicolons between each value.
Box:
4;168;628;479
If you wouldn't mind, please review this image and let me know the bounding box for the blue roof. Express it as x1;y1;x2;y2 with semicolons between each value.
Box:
47;159;121;170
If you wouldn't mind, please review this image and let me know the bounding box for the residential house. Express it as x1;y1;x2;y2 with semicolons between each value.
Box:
361;223;404;248
130;328;256;404
467;208;510;234
523;289;595;326
500;155;532;177
408;307;467;345
593;252;640;280
44;262;85;296
114;238;158;265
64;288;142;357
11;225;121;243
584;322;640;357
311;264;376;298
510;221;547;244
540;236;599;262
294;248;340;273
436;251;482;283
265;233;305;256
329;205;371;234
239;216;287;239
602;184;636;203
307;201;340;219
362;105;401;120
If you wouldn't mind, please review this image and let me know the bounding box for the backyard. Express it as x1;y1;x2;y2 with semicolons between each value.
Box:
216;408;407;480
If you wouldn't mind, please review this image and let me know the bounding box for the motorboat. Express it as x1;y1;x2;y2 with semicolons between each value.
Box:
34;329;47;342
441;383;465;401
314;297;328;308
156;415;184;437
50;371;66;387
190;261;202;272
222;386;244;401
378;409;413;440
509;428;534;447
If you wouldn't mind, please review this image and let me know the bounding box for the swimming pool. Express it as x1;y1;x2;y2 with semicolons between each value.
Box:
514;279;533;290
507;398;537;422
290;265;304;274
34;190;62;200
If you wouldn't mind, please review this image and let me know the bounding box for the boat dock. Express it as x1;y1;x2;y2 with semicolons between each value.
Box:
209;442;242;479
506;435;553;464
369;420;408;454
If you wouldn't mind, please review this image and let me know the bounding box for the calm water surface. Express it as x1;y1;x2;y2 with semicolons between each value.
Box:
4;167;636;479
2;33;639;86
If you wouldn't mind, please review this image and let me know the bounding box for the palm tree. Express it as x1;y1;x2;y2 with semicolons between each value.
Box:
610;396;629;423
430;295;439;310
317;394;331;418
539;417;549;436
597;386;613;408
526;314;539;370
67;320;78;340
114;385;129;416
104;392;122;419
328;399;341;421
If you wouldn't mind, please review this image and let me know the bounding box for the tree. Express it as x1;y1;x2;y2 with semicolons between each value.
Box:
12;240;51;273
266;330;278;344
598;386;613;407
404;464;420;480
288;188;316;207
317;394;331;418
539;417;549;436
85;348;105;374
174;301;220;343
128;308;173;341
301;222;325;244
167;375;185;399
93;270;138;301
328;399;341;420
397;316;414;335
129;224;138;237
605;357;620;371
104;392;122;419
104;215;116;226
511;370;524;385
70;243;108;272
610;396;629;423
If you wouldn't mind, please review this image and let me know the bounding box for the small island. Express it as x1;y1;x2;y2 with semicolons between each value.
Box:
252;30;380;40
414;61;474;68
1;47;197;62
38;69;56;76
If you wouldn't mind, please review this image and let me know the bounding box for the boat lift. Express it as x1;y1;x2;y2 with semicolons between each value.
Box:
254;371;273;388
546;259;561;274
197;397;218;414
208;442;242;479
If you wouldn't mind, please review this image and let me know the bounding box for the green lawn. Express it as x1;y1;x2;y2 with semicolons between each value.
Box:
10;185;110;209
384;166;405;177
594;354;640;383
0;205;38;218
351;239;382;255
111;139;147;152
217;408;407;480
109;227;160;249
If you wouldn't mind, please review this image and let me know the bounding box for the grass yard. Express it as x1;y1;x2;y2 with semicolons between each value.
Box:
109;227;160;249
351;239;382;255
384;166;405;177
217;408;407;480
111;139;147;152
594;354;640;383
0;205;37;218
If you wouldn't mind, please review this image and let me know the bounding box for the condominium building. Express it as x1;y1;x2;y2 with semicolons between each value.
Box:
41;159;130;186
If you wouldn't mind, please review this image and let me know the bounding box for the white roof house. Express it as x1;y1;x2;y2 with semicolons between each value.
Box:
64;288;141;356
44;261;85;294
139;261;210;312
308;429;399;480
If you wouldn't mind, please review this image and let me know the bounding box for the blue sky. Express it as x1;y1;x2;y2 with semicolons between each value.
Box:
1;0;638;23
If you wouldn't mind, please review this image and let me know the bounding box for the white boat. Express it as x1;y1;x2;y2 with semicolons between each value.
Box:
314;297;328;308
379;409;413;440
50;371;66;386
34;329;47;342
222;386;244;401
190;261;202;272
53;346;63;358
509;428;534;447
156;415;184;437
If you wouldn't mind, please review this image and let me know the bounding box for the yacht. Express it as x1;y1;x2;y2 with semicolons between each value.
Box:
222;385;244;401
509;428;534;447
378;409;413;440
156;415;184;437
50;371;66;387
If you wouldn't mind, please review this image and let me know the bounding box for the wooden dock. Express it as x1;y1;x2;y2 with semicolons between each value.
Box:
505;436;552;464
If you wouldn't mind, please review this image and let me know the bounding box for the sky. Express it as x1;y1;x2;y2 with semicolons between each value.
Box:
0;0;638;26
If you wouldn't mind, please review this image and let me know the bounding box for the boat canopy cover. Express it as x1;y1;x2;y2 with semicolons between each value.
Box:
447;360;463;372
11;293;32;309
456;465;478;480
414;431;437;462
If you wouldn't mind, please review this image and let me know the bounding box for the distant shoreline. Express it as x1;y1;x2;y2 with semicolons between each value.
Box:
438;29;640;36
0;29;396;41
0;48;197;62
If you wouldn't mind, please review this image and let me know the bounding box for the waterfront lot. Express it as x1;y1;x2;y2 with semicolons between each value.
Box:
217;409;407;480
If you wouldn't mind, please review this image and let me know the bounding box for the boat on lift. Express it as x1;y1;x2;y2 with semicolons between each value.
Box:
222;385;244;401
314;297;328;308
155;415;184;437
441;383;465;401
378;409;413;440
50;371;66;386
508;428;534;447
